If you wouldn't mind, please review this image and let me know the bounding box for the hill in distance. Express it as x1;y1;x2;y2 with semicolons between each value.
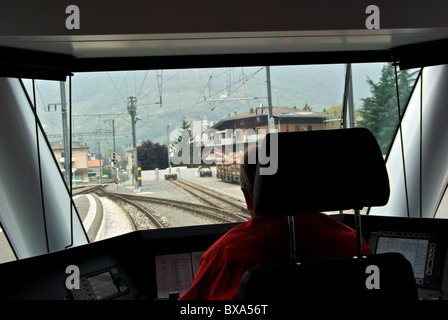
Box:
27;62;385;157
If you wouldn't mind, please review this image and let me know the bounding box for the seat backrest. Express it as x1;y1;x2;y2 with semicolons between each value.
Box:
238;128;418;300
253;128;390;215
237;252;418;301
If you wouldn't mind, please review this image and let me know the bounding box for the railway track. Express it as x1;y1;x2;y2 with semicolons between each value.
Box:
93;185;247;231
112;192;247;223
72;184;104;196
169;178;250;220
94;188;167;230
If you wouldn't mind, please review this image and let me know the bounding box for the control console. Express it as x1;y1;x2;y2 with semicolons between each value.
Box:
66;266;129;300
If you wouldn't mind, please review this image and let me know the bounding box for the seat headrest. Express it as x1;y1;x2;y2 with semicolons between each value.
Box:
253;128;390;215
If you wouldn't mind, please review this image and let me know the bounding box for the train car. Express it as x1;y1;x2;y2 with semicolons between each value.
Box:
197;166;212;177
205;144;242;184
216;152;243;184
216;162;240;184
1;0;448;313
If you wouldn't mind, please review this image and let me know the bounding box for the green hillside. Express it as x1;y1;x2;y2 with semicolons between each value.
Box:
26;63;385;157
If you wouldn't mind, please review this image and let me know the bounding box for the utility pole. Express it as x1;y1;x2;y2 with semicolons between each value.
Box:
112;119;117;181
265;66;275;133
48;82;70;185
167;123;171;173
341;63;355;129
112;119;116;155
127;96;138;189
157;70;163;108
97;142;103;184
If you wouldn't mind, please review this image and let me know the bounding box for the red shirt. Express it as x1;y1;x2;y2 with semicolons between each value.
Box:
179;212;372;300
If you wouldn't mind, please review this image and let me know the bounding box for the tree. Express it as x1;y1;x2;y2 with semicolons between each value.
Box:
172;116;195;167
324;104;360;130
102;166;112;178
137;140;168;170
173;116;192;145
357;64;417;154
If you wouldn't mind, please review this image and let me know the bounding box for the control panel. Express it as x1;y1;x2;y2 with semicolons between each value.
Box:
369;231;444;289
0;216;447;301
66;266;129;300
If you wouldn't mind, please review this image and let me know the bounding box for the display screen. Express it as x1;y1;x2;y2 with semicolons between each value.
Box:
87;271;119;300
376;237;429;279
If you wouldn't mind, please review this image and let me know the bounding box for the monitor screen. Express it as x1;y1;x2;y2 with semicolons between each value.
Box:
375;236;429;279
87;271;119;300
370;231;441;289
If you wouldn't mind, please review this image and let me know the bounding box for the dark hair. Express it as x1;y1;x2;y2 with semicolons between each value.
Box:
239;145;258;200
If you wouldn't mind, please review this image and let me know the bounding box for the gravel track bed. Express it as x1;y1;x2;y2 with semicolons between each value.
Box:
132;200;218;227
96;196;135;240
173;179;248;214
112;198;165;229
104;182;225;227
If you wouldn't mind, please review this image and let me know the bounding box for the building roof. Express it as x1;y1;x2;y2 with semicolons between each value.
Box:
210;105;326;131
50;141;88;150
226;105;324;119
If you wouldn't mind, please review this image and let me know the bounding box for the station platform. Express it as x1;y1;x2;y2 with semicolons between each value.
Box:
73;194;104;242
0;175;248;265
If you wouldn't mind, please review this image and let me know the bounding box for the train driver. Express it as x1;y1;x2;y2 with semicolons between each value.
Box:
179;146;372;300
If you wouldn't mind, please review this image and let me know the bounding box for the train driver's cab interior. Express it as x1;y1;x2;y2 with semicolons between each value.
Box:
1;0;448;309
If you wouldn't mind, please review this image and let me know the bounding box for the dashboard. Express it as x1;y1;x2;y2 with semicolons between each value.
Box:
0;215;446;300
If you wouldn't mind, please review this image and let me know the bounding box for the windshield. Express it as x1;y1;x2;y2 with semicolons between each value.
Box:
15;62;420;246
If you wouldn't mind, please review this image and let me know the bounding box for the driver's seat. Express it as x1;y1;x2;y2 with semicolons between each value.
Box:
236;128;418;301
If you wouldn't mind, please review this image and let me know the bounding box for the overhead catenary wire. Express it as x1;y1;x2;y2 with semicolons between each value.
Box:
45;67;265;154
107;71;129;105
115;67;262;131
140;67;265;128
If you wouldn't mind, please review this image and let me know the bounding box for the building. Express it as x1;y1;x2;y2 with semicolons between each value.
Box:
211;105;327;134
205;105;327;147
50;141;89;181
199;105;327;167
87;159;104;179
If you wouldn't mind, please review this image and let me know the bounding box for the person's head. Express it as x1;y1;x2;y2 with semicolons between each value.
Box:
240;145;258;218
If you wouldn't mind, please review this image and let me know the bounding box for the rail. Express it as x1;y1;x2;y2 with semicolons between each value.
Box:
169;179;250;221
94;188;165;229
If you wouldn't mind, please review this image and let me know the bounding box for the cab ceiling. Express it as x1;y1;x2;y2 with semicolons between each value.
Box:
1;0;448;79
